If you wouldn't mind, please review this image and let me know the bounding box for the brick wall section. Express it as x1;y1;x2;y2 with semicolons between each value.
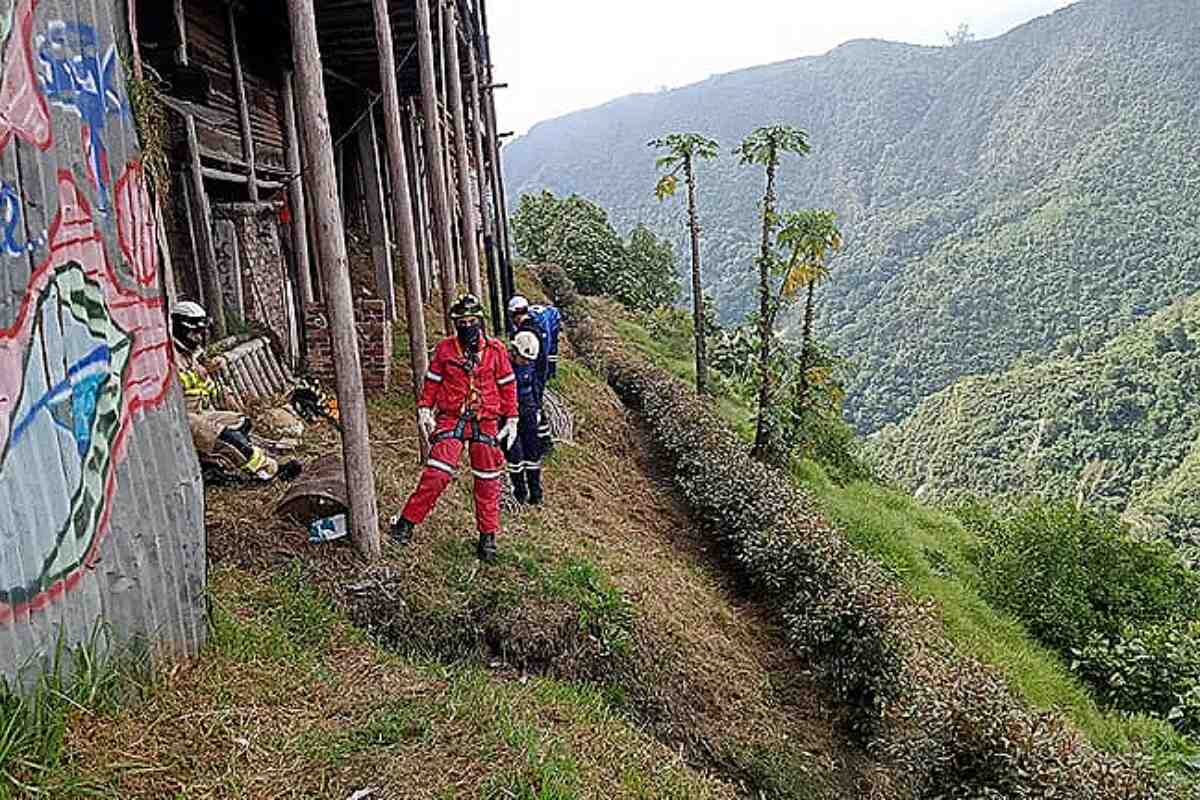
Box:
305;298;393;397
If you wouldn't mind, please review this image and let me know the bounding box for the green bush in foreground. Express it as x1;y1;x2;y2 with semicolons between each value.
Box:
1073;622;1200;737
962;501;1200;653
960;501;1200;734
537;263;1172;798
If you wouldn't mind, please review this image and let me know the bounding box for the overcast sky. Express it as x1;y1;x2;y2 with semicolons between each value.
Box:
488;0;1077;135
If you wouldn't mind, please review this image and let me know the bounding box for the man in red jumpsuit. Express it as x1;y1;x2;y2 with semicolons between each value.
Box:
389;294;519;563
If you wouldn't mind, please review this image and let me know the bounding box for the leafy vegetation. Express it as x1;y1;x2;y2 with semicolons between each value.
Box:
872;293;1200;555
510;191;678;312
504;0;1200;433
540;263;1181;799
957;501;1200;737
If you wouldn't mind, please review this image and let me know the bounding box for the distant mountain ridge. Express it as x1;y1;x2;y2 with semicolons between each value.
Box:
503;0;1200;433
869;292;1200;548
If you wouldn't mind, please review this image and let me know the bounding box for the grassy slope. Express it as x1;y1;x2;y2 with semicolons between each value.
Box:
612;307;1195;772
3;311;873;798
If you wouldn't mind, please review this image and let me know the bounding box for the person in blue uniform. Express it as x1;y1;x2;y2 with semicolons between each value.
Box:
504;330;546;505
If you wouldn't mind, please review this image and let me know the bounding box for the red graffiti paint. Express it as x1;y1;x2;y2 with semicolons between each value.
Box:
0;166;171;624
0;0;51;153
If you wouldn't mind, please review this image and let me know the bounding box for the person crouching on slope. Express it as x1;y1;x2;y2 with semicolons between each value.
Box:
389;294;519;563
506;331;547;505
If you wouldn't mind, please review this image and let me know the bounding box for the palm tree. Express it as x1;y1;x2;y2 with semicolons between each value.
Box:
650;133;720;394
776;209;844;417
733;125;811;458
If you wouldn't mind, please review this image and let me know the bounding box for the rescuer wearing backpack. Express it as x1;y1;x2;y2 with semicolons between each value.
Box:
506;330;547;505
508;295;562;449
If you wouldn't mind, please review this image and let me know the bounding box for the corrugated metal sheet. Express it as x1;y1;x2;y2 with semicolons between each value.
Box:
0;0;206;685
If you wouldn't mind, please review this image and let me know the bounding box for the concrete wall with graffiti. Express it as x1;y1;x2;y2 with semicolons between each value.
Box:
0;0;206;683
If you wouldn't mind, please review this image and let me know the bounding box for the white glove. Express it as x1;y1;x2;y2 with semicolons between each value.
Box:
498;418;518;449
417;407;436;437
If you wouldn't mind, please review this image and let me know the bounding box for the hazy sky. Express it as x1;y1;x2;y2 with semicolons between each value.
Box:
488;0;1077;135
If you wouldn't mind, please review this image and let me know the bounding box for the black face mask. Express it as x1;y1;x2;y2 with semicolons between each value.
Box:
456;321;482;351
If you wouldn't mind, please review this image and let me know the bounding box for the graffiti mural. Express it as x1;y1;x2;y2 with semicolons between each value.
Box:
37;19;128;212
0;0;181;631
0;180;46;256
0;167;170;623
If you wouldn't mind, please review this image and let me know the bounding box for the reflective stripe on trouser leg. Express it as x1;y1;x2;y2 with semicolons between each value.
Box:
469;436;505;535
401;436;463;524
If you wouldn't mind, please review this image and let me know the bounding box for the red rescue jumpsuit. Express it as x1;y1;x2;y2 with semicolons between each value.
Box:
399;335;518;535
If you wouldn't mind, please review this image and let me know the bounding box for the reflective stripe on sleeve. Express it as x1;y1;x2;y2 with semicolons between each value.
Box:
426;371;443;383
497;373;515;386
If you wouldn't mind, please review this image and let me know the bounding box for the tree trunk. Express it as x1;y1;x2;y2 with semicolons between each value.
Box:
287;0;381;561
684;156;707;395
751;160;778;459
796;278;817;419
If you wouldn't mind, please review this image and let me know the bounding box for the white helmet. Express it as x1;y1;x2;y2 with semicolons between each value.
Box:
507;295;529;314
171;300;208;321
513;330;540;361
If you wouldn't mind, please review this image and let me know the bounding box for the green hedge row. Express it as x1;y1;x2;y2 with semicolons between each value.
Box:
537;263;1170;798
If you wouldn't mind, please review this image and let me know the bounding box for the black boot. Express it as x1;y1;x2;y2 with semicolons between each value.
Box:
477;532;497;564
389;515;415;546
527;469;543;506
510;471;528;504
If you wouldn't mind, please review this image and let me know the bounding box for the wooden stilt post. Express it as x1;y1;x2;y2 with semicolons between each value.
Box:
358;112;397;320
444;6;481;298
372;0;431;460
175;0;225;336
286;0;381;562
466;36;497;325
227;5;258;203
417;0;457;330
411;104;436;305
282;70;315;304
402;102;430;305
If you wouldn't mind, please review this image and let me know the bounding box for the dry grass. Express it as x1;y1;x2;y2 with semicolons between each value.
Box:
60;569;732;800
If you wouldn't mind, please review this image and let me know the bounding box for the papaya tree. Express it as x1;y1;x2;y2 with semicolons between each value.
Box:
733;125;811;459
650;133;720;394
776;209;843;420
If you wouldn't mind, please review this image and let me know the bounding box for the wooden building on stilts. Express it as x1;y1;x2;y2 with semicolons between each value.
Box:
129;0;515;560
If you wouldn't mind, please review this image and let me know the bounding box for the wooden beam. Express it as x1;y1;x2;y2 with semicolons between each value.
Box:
282;70;314;304
286;0;381;562
174;0;225;335
402;101;430;306
358;111;397;320
466;35;500;330
372;0;430;461
407;100;435;305
186;118;227;337
417;0;457;330
227;6;258;202
178;174;205;303
436;2;462;291
445;6;481;298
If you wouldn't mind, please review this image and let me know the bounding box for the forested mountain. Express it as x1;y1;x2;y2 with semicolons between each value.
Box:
870;293;1200;548
503;0;1200;433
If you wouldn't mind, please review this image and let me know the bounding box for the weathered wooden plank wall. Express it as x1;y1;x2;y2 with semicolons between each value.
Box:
0;0;206;685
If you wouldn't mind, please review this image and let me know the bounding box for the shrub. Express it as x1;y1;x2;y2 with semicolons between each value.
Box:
1072;622;1200;736
962;500;1200;654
